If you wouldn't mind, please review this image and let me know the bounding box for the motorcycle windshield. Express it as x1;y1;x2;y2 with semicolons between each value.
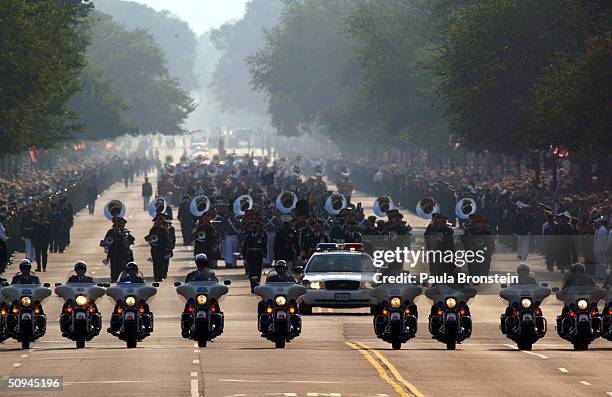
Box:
253;282;307;301
55;283;106;302
1;284;52;303
424;284;477;303
176;282;229;301
371;284;422;305
106;284;157;303
556;286;606;305
499;285;551;304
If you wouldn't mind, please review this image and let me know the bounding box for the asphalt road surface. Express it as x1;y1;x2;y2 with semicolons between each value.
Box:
1;157;611;397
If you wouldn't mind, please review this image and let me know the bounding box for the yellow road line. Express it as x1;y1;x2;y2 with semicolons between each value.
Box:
345;342;411;397
356;342;426;397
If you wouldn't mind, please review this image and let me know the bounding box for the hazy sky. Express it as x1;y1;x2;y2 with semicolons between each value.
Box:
130;0;248;34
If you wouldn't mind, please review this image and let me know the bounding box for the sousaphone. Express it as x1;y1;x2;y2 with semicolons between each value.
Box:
276;191;298;214
340;165;351;177
190;195;211;217
206;165;219;177
325;192;347;216
372;196;395;217
233;194;254;216
416;197;440;220
148;197;168;218
104;200;126;221
455;197;477;220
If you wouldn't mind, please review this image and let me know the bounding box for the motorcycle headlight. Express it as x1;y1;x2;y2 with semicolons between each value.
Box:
390;297;401;308
275;296;287;306
125;296;136;307
577;299;588;310
446;297;457;309
196;295;207;305
21;296;32;307
75;295;88;306
521;298;532;309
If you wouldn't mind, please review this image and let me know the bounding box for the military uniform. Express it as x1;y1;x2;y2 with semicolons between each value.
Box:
242;227;267;291
103;228;135;282
145;225;172;282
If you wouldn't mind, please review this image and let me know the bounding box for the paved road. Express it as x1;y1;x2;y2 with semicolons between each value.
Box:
1;159;611;397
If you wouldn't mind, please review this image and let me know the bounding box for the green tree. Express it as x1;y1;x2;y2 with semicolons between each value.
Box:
0;0;92;155
94;0;199;90
85;11;195;134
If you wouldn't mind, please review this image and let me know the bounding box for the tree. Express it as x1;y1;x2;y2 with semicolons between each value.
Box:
0;0;93;155
210;0;284;119
85;11;195;135
249;0;358;136
94;0;199;90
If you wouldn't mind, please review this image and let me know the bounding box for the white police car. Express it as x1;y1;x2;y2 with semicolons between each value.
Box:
297;243;377;314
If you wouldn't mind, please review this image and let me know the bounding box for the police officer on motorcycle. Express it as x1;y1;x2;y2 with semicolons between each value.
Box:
266;260;295;283
11;259;41;284
118;262;145;283
562;263;596;289
514;263;537;285
185;253;218;283
67;261;95;283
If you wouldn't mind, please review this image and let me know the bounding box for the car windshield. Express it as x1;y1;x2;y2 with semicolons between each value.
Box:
306;254;375;273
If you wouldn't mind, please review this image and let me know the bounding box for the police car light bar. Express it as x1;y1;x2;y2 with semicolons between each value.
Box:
315;243;338;251
343;243;364;251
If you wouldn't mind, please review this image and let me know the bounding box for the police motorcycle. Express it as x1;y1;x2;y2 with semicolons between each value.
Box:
106;266;158;348
555;284;605;350
371;281;422;350
602;285;612;342
425;283;476;350
0;278;11;342
174;279;231;347
54;273;107;348
2;281;52;349
254;276;307;348
499;282;551;350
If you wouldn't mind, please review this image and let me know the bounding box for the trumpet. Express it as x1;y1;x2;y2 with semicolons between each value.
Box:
104;200;126;221
325;192;347;216
372;196;394;217
416;197;439;220
455;198;476;220
190;195;211;217
233;194;254;216
275;191;298;214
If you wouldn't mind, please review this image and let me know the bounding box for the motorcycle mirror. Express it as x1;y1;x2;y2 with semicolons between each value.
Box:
43;283;50;288
105;283;111;287
541;282;548;287
500;283;507;289
223;279;232;286
55;282;62;287
152;282;160;288
97;283;105;287
551;287;559;293
174;282;181;287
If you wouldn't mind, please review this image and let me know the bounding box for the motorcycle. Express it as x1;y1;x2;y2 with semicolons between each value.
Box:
254;281;306;348
425;284;476;350
0;279;10;342
603;286;612;342
371;283;422;350
106;277;158;348
499;282;551;350
1;283;52;349
54;276;107;348
555;285;605;350
175;279;231;347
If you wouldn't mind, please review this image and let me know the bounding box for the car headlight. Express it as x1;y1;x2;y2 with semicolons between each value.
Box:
21;296;32;307
196;295;207;305
309;281;324;290
521;298;532;309
577;299;588;310
75;295;88;306
390;297;401;308
446;297;457;308
275;296;287;306
125;296;136;306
